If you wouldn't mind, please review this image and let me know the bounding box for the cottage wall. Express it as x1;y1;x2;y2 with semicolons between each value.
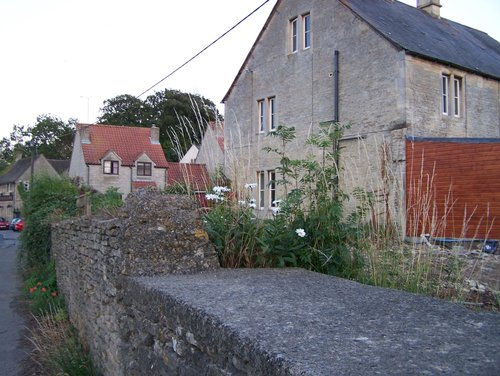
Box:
224;0;406;212
405;55;500;138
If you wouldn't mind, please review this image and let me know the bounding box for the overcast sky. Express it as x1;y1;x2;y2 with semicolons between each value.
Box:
1;0;499;140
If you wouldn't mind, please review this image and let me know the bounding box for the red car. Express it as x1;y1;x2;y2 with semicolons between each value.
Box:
0;217;9;230
13;219;24;231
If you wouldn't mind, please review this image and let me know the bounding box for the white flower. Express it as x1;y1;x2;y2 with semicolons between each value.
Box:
272;199;282;206
271;207;281;214
213;186;231;194
295;228;306;238
205;193;221;201
249;203;256;209
244;183;257;190
238;200;247;205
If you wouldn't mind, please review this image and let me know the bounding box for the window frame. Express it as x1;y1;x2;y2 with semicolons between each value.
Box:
258;171;265;209
268;96;277;132
268;170;277;208
137;162;152;177
453;77;461;117
258;99;265;133
103;160;119;175
303;13;311;49
290;17;298;53
441;74;449;115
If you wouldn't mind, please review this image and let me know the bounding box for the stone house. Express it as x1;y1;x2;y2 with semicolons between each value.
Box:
195;120;225;176
0;154;69;220
222;0;500;224
69;124;169;197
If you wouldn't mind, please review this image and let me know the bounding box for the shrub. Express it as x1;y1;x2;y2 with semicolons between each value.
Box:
19;174;79;268
90;186;123;215
24;261;63;315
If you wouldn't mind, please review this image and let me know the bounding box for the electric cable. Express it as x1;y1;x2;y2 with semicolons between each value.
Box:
137;0;270;98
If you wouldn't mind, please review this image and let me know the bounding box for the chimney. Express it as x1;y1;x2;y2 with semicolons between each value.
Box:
417;0;441;18
150;126;160;144
76;123;91;144
14;150;23;162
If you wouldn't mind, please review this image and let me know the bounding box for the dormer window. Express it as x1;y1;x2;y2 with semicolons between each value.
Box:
137;162;152;176
103;160;119;175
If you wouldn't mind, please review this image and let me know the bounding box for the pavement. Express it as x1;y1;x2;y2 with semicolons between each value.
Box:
0;231;31;376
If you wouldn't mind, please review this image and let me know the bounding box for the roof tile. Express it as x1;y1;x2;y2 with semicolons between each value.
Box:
80;124;168;168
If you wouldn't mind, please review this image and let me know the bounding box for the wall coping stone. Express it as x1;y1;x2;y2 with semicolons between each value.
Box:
131;268;500;375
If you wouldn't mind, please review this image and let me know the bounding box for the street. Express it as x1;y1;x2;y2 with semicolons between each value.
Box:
0;231;30;375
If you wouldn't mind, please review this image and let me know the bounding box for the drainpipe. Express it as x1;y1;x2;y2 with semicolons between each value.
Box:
130;166;133;194
333;50;340;199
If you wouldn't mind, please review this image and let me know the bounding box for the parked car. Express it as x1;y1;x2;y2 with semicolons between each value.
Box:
9;217;22;230
0;217;9;230
13;219;24;231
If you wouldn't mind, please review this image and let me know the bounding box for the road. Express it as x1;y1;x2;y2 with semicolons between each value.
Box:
0;231;31;376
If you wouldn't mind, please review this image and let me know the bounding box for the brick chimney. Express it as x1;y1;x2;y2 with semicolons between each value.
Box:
150;126;160;144
417;0;441;18
76;123;91;144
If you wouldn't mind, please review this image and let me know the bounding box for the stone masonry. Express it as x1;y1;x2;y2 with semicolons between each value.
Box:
51;190;219;375
52;190;500;375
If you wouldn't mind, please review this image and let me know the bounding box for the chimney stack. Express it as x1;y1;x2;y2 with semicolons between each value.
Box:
76;123;91;144
417;0;441;18
150;126;160;144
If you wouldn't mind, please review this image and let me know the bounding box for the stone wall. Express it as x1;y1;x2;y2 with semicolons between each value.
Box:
52;190;500;375
51;190;219;375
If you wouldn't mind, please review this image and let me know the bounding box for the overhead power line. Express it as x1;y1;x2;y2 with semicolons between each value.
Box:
137;0;271;98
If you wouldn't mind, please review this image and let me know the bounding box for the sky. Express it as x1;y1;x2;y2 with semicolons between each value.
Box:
1;0;499;140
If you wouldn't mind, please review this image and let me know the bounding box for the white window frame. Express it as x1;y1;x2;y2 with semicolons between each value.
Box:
268;170;277;208
441;74;449;115
290;17;298;53
303;13;311;49
268;97;276;131
103;160;119;175
258;99;265;133
258;171;265;209
453;77;461;117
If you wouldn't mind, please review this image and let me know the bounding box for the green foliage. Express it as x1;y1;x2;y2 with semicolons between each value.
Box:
90;186;123;214
24;261;63;315
29;305;99;376
98;89;222;161
0;115;75;167
204;197;263;268
20;174;79;268
204;123;366;279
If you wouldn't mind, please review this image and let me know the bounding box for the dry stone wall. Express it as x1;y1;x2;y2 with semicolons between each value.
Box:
52;190;500;375
51;190;219;375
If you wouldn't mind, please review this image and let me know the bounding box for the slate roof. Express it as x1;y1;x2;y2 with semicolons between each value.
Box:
167;163;211;191
223;0;500;102
341;0;500;80
0;157;32;184
48;159;70;174
81;124;169;168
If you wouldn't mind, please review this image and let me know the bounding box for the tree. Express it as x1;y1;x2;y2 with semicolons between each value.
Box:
0;115;75;171
98;89;222;162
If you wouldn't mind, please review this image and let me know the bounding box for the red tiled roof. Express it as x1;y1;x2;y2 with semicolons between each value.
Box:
167;163;211;191
81;124;168;168
132;181;157;188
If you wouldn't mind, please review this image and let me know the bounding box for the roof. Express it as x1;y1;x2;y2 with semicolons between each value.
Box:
223;0;500;102
48;159;70;174
342;0;500;80
167;163;211;191
80;124;168;168
0;157;33;184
